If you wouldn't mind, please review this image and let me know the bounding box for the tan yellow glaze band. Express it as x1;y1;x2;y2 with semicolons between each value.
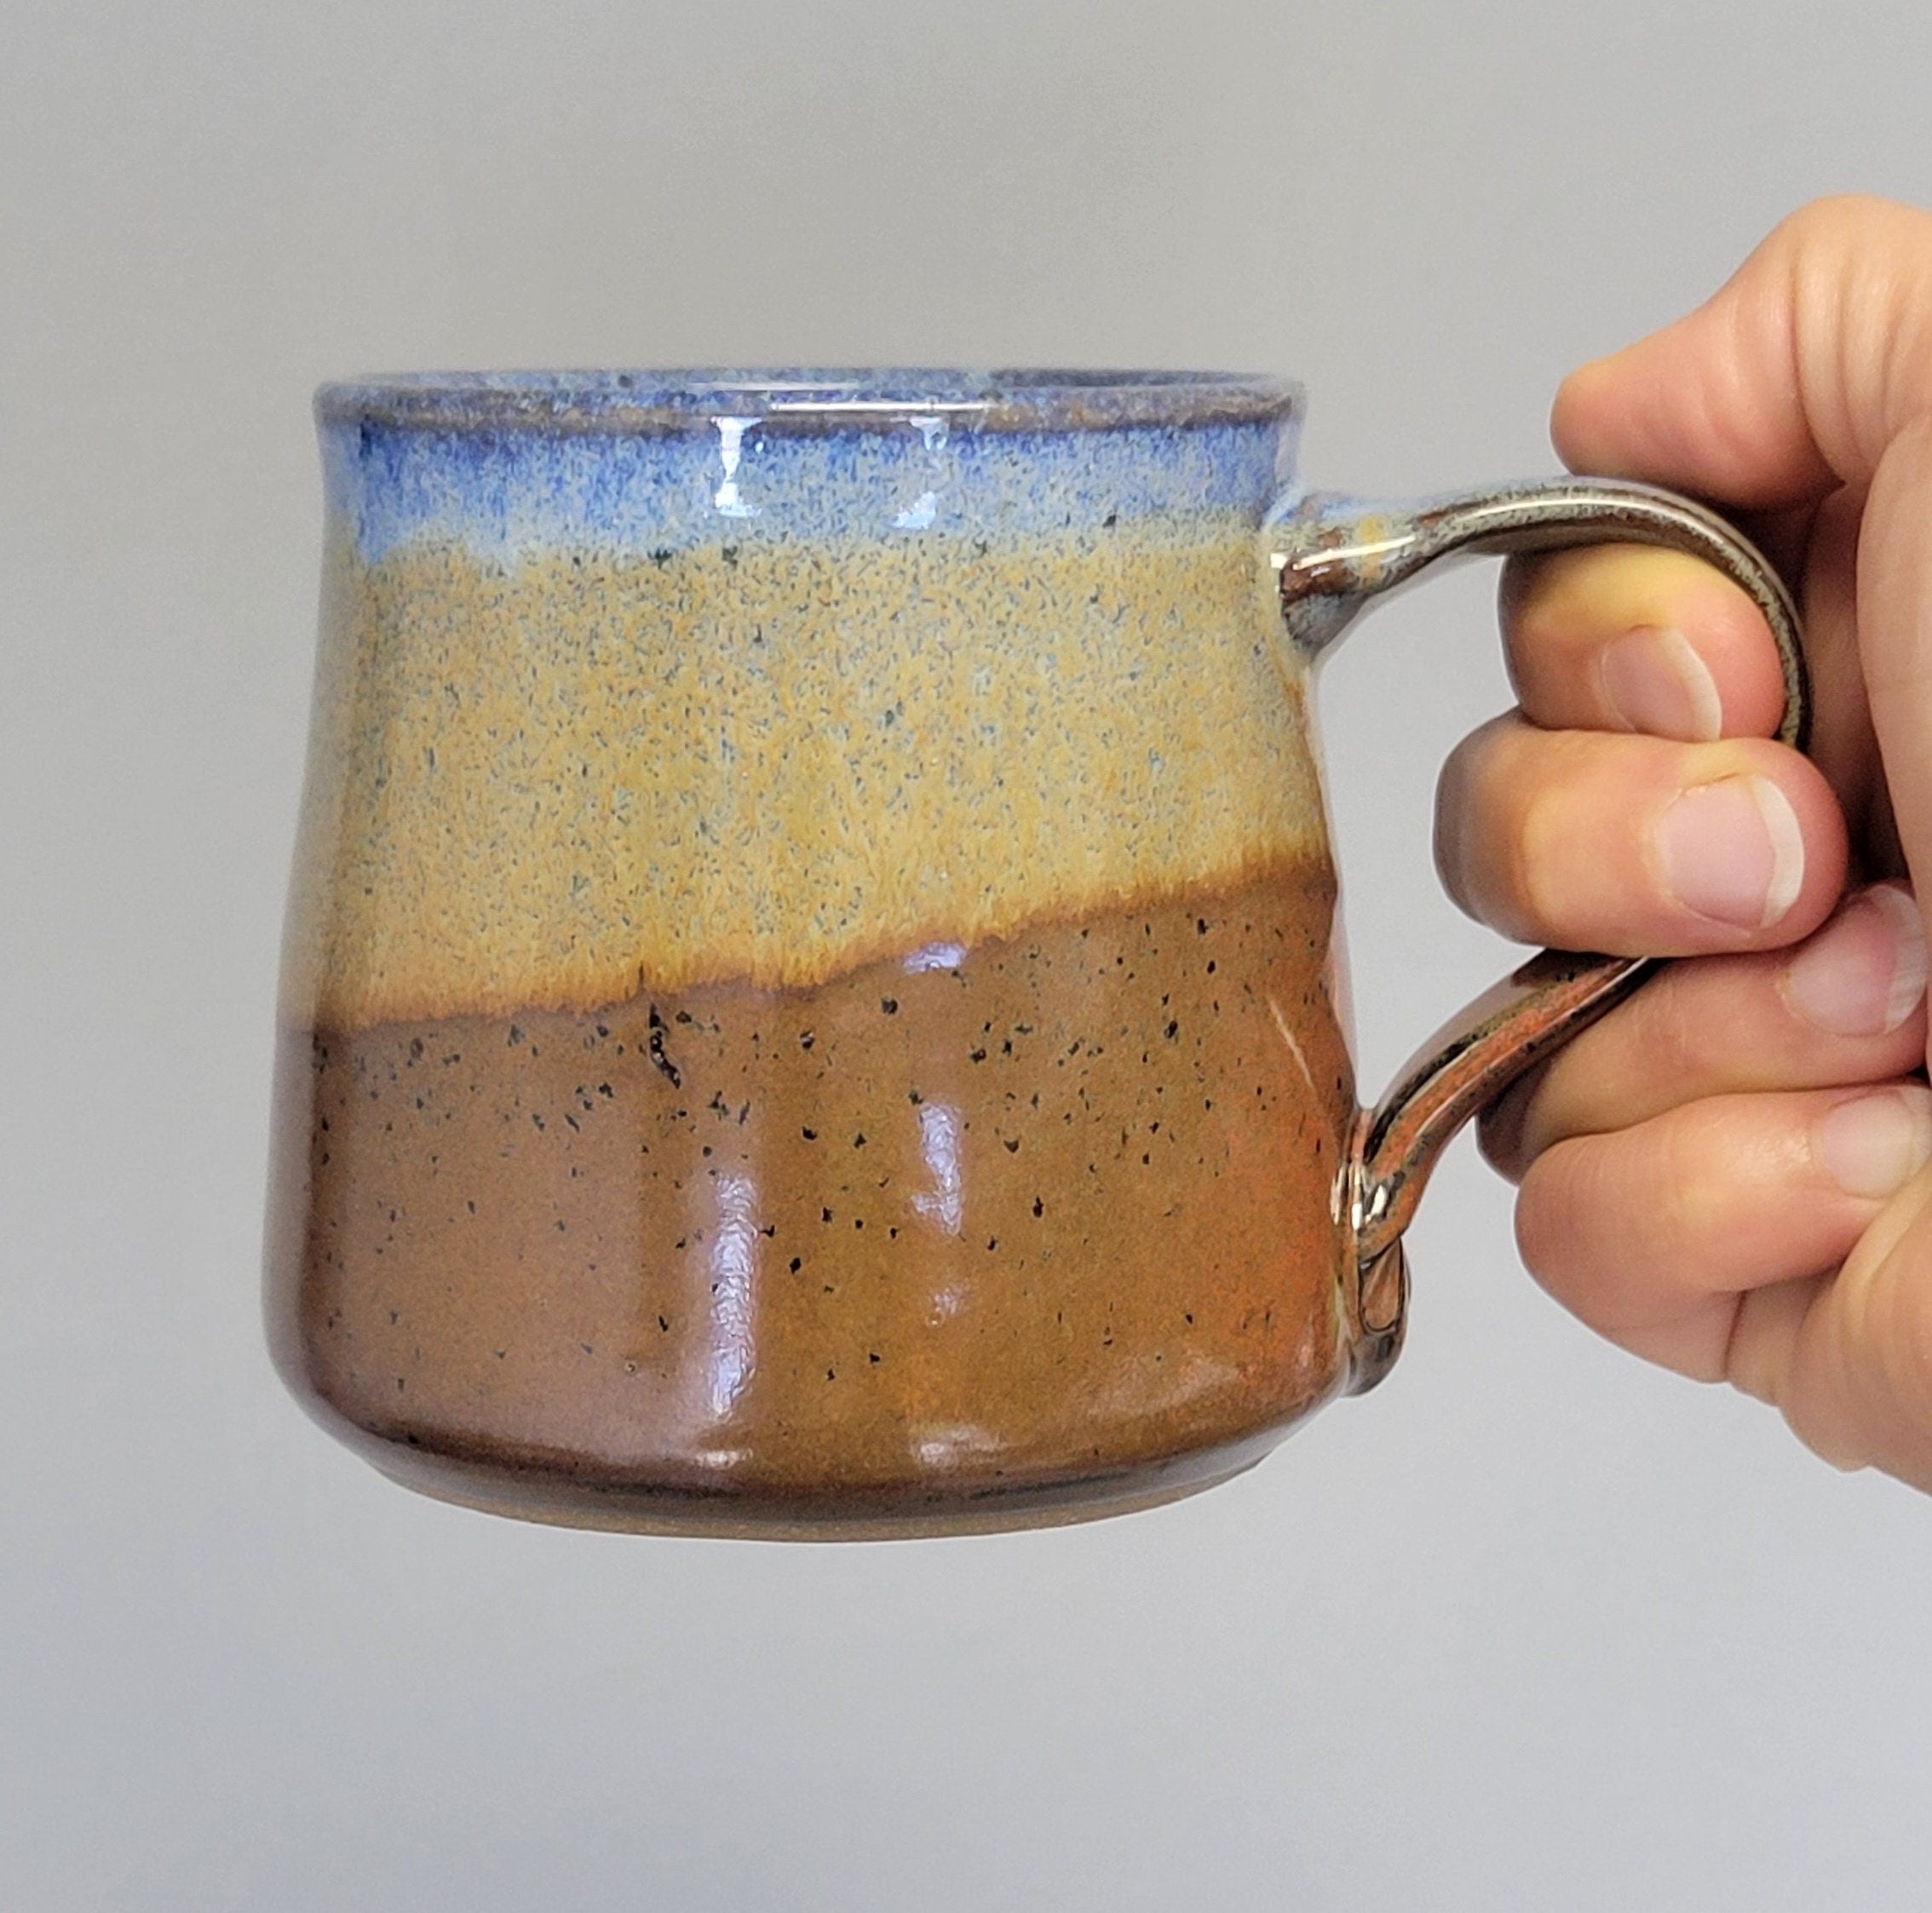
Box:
283;518;1329;1026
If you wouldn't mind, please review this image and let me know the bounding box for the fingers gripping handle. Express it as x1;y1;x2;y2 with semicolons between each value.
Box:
1271;478;1811;1393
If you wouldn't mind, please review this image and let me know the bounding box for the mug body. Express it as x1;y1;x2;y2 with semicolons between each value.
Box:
266;371;1362;1535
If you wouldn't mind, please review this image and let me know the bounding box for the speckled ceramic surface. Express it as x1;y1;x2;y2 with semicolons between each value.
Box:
286;374;1325;1024
266;371;1807;1536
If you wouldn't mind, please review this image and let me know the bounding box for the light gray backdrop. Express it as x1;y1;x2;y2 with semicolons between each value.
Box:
5;2;1929;1907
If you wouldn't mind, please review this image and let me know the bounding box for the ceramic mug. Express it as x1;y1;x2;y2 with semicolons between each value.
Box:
265;371;1806;1537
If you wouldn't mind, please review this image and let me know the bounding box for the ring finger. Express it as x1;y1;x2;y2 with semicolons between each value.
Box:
1481;882;1929;1179
1515;1082;1932;1381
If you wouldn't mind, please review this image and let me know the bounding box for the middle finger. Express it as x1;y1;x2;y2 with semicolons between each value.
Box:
1435;717;1847;953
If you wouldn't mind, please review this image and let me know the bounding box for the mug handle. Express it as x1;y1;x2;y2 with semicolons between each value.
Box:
1271;478;1811;1393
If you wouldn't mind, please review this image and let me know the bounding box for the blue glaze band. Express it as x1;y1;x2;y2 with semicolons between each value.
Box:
317;371;1304;563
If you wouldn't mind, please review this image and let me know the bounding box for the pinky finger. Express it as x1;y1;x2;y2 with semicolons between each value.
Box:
1515;1083;1932;1382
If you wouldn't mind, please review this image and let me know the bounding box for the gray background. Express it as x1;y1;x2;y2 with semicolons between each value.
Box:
5;1;1929;1906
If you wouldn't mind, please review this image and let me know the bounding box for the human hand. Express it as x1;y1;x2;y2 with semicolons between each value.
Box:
1438;194;1932;1490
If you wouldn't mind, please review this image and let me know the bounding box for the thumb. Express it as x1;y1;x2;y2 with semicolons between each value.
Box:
1855;412;1932;910
1552;194;1932;507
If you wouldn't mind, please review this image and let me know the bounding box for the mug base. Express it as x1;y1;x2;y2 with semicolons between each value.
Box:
351;1425;1293;1541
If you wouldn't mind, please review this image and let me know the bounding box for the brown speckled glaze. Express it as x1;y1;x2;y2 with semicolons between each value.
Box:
270;865;1355;1534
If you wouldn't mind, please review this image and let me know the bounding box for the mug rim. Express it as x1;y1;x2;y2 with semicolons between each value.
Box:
314;369;1304;436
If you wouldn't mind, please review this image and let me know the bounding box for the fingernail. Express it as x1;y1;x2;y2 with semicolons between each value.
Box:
1657;775;1805;929
1814;1088;1932;1201
1785;885;1928;1037
1601;627;1724;742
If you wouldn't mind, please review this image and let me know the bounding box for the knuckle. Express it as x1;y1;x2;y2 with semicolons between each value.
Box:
1513;1135;1603;1287
1505;765;1573;942
1432;722;1504;913
1769;193;1907;276
1722;1284;1791;1407
1630;968;1716;1085
1837;1192;1932;1445
1511;1157;1568;1284
1515;1117;1723;1329
1476;1068;1546;1183
1772;198;1932;461
1644;1109;1728;1247
1495;550;1565;641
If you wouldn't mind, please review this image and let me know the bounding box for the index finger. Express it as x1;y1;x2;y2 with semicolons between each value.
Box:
1500;544;1790;741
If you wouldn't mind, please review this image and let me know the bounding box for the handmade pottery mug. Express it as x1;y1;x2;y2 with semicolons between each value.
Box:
265;371;1806;1537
